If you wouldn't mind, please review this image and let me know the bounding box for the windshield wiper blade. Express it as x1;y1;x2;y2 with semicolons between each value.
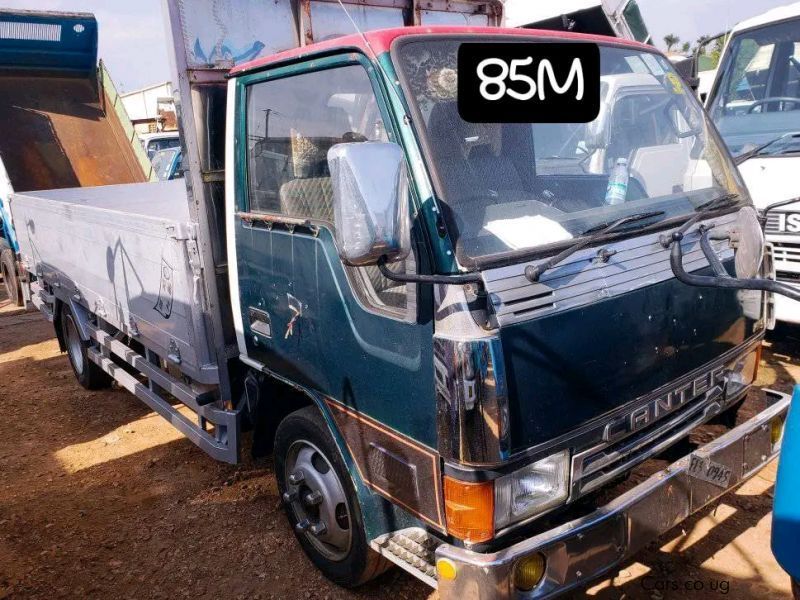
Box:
692;192;740;213
525;210;665;282
734;132;800;165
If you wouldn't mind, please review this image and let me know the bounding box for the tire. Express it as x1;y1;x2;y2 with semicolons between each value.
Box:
60;305;112;390
1;248;22;306
274;406;391;587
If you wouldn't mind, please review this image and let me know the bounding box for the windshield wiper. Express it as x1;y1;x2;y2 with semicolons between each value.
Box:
734;132;800;165
658;193;740;248
692;192;740;213
525;211;665;282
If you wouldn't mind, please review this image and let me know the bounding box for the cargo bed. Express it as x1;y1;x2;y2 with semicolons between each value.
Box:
11;181;218;385
0;74;148;192
0;9;152;205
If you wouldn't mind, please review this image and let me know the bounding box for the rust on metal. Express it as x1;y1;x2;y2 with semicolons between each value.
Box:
0;74;148;192
300;0;314;46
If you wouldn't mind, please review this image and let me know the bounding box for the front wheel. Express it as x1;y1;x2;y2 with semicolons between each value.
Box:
274;406;390;587
60;305;112;390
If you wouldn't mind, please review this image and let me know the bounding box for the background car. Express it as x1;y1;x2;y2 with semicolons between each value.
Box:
139;131;180;160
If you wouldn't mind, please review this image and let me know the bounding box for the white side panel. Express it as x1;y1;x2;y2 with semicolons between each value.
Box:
10;181;217;383
309;2;403;39
737;157;800;210
504;0;599;28
175;0;297;68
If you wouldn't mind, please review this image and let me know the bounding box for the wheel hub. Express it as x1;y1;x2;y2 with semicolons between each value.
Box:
284;440;352;561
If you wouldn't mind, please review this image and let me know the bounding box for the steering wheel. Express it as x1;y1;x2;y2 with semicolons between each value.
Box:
747;97;800;113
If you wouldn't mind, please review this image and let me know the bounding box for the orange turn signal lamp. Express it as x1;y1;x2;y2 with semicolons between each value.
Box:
443;476;495;544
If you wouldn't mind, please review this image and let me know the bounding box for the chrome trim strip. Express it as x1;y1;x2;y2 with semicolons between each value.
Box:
434;335;510;464
571;387;744;499
483;213;738;325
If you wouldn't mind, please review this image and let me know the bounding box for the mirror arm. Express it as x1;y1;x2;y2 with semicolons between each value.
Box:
698;225;732;278
667;229;800;301
378;256;484;287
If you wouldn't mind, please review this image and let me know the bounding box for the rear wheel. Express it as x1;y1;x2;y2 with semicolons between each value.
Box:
1;248;22;306
60;305;112;390
274;406;390;587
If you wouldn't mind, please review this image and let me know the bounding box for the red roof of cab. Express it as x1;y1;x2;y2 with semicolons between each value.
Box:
230;26;654;76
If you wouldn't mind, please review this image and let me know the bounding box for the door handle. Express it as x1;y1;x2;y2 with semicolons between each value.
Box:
248;307;272;338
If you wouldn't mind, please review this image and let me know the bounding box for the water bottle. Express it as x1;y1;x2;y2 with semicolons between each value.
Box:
605;158;629;205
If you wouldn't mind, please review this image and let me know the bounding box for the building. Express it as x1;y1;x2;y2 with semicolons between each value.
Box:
120;81;177;134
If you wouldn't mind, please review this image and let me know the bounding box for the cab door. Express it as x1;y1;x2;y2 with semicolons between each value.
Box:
232;55;437;446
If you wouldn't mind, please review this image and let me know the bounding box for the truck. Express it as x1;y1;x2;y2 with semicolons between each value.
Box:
705;2;800;325
4;1;796;597
504;0;652;44
0;9;154;306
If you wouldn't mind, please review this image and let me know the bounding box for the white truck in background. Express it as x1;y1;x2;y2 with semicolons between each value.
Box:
705;2;800;324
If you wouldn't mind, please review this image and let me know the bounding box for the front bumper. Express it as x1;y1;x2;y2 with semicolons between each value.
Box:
436;389;791;600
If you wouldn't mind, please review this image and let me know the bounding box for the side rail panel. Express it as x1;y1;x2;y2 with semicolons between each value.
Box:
87;322;240;463
52;295;241;464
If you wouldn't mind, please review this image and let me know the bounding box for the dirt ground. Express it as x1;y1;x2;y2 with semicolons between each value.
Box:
0;285;796;600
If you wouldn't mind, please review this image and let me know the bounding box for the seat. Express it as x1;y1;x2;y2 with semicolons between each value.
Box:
280;177;334;223
427;102;536;202
279;175;406;311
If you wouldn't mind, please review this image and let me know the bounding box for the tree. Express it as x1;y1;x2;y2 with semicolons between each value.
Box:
696;37;707;53
681;41;691;54
710;34;729;67
663;33;680;52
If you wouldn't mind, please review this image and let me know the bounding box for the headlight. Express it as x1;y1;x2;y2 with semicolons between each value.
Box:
495;450;570;530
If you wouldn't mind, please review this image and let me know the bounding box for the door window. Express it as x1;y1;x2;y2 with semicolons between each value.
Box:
245;64;410;314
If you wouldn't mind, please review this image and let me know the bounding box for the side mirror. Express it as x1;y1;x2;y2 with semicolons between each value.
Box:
328;142;411;267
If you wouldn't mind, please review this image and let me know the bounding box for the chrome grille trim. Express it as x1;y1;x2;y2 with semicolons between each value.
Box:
572;393;729;497
772;241;800;266
568;342;761;500
483;213;737;325
764;212;782;234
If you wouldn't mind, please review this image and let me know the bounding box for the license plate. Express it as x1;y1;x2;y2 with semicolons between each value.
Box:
688;454;733;488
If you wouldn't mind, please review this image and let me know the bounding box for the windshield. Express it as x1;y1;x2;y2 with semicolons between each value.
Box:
708;19;800;157
151;147;182;181
395;38;744;263
146;136;180;159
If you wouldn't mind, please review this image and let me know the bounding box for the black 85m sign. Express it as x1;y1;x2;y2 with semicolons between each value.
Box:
458;43;601;123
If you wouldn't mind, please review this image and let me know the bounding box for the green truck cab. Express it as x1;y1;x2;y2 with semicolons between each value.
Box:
222;26;788;596
6;2;794;598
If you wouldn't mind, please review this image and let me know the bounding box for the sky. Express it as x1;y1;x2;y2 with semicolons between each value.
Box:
636;0;793;50
1;0;796;91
